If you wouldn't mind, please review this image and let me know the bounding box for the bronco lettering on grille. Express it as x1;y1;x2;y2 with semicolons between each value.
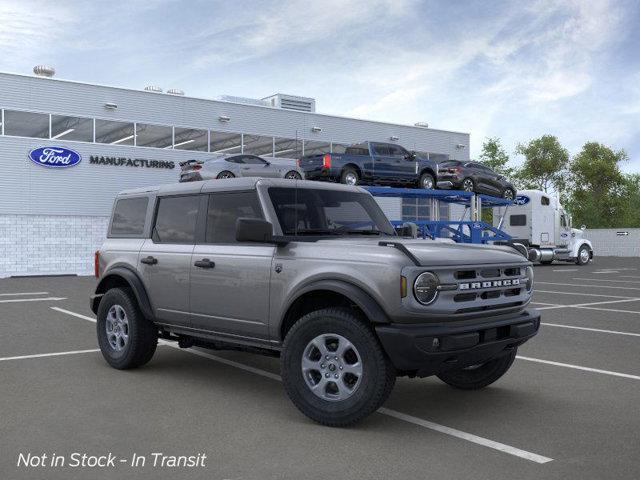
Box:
459;278;520;290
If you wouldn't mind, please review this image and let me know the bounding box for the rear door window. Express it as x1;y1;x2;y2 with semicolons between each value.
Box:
110;197;148;236
153;195;200;244
372;144;390;156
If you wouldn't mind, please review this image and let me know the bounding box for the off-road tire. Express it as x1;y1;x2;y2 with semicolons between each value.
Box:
97;288;157;370
340;167;359;186
436;349;517;390
419;172;435;189
281;308;396;427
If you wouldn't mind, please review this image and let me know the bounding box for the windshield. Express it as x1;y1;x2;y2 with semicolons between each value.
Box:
268;187;396;237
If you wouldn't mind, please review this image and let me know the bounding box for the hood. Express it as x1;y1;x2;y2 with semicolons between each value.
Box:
312;237;528;266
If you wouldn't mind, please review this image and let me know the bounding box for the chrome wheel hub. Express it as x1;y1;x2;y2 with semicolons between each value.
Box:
422;177;434;189
580;248;590;263
301;333;363;401
344;173;357;185
106;304;129;352
463;180;473;191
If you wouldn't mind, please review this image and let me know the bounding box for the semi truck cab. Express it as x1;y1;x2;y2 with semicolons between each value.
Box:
494;189;593;265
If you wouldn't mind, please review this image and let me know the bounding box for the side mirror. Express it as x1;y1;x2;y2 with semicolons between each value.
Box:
236;218;275;243
263;161;271;166
581;224;586;230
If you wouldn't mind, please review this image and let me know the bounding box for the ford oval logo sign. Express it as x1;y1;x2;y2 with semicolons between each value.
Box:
514;195;530;206
28;146;82;168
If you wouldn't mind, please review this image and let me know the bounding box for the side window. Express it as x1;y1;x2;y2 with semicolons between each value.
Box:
206;192;263;244
541;196;550;206
226;156;244;164
110;197;148;236
510;214;527;226
560;215;567;228
243;155;267;165
387;145;404;157
153;195;200;244
372;144;390;156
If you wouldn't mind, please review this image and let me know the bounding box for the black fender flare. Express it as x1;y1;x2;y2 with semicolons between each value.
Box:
91;266;154;320
282;279;390;326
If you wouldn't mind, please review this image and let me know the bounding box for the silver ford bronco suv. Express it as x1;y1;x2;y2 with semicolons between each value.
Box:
91;178;539;426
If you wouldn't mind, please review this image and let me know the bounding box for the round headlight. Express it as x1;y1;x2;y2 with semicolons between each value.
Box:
525;266;534;292
414;272;440;305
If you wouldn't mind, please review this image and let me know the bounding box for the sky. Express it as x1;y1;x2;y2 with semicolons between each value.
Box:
1;0;639;171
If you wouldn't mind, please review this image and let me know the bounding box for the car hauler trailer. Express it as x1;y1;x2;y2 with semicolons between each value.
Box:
492;190;593;265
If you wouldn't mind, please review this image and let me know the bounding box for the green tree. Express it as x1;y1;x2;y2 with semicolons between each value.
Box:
566;142;628;228
515;135;569;193
479;137;514;177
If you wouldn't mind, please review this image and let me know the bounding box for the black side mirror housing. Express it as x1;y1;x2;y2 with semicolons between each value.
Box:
236;218;275;243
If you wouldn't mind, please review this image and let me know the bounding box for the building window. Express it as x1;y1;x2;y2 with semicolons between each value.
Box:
210;131;242;154
3;110;50;139
95;119;135;145
135;123;173;148
173;127;208;151
50;114;94;142
303;140;331;156
273;137;302;158
243;135;275;156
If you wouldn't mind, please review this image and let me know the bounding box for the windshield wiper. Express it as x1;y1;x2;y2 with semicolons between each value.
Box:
287;229;343;236
340;229;388;236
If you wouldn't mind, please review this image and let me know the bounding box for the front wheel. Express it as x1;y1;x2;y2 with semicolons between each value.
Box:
97;288;158;370
216;171;235;179
281;308;395;427
502;188;515;200
436;349;517;390
461;178;475;192
576;245;591;265
419;172;435;189
340;168;359;186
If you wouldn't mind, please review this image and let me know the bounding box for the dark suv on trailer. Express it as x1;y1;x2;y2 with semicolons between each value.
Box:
437;160;516;199
91;178;539;426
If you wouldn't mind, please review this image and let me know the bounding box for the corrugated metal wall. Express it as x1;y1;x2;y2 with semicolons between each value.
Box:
583;229;640;257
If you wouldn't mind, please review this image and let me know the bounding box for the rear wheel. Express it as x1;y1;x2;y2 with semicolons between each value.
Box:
97;288;157;370
419;172;435;189
284;170;302;180
461;178;475;192
576;245;591;265
340;168;359;186
217;171;235;179
437;349;517;390
502;188;515;200
281;308;395;427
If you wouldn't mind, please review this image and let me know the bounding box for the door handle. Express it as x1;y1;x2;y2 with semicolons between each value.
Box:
194;259;215;269
140;256;158;265
241;167;251;170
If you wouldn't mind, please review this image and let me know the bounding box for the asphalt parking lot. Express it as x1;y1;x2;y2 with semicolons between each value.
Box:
1;257;639;480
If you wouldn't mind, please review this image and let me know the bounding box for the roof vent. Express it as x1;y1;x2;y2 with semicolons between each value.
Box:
33;65;55;78
167;88;185;96
414;122;429;128
144;85;163;93
262;93;316;112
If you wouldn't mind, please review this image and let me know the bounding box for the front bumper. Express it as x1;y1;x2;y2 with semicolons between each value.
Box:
375;309;540;377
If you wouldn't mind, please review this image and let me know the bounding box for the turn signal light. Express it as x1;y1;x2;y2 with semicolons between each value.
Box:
401;276;407;298
322;153;331;169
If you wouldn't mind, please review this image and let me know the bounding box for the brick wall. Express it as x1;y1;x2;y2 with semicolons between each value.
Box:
0;215;109;277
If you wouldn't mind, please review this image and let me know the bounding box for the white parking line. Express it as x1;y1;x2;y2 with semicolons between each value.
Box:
552;269;578;272
516;356;640;381
535;289;638;299
533;298;640;311
0;292;49;297
0;297;67;304
536;281;640;291
574;305;640;315
618;275;640;279
51;307;96;323
572;277;640;285
0;349;100;362
541;322;640;338
49;307;553;464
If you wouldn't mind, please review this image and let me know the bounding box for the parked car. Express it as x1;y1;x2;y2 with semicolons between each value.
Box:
91;178;539;427
436;160;516;199
298;141;439;189
179;154;304;182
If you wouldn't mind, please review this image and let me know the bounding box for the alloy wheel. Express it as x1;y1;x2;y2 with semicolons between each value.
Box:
301;333;363;401
344;172;358;185
106;304;129;352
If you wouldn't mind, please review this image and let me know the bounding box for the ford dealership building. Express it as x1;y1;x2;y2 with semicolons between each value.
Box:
0;69;470;277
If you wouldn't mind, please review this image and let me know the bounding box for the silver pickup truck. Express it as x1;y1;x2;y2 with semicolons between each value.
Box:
91;178;539;426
